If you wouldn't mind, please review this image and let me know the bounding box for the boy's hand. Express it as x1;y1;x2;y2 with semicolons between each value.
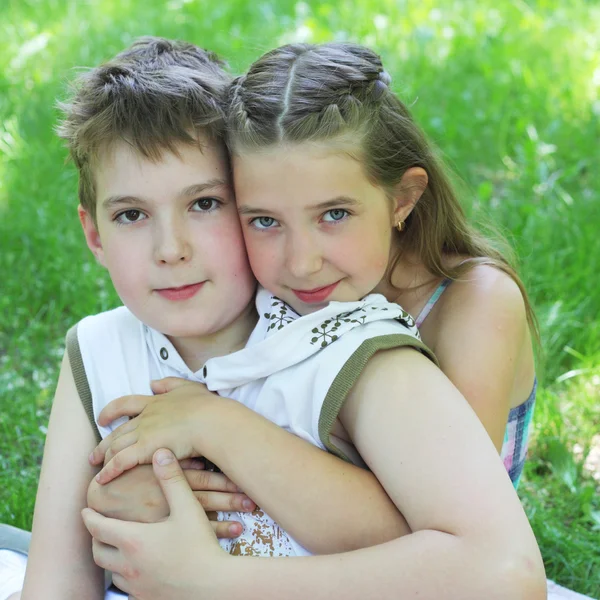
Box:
87;463;255;538
89;379;225;484
83;449;229;599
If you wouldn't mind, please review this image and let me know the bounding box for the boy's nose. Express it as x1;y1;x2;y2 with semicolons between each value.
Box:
154;222;192;265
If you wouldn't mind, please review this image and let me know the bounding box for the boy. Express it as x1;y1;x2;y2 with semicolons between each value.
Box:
9;36;255;600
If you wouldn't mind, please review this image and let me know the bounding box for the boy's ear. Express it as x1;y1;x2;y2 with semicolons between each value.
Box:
78;205;106;267
390;167;428;226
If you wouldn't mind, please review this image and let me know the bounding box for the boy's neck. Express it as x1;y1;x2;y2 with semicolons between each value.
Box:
166;300;258;372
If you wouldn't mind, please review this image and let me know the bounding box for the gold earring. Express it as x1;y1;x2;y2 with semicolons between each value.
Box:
396;220;405;232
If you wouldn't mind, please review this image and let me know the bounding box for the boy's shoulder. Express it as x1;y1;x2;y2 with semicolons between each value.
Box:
71;305;146;358
76;304;138;324
74;305;141;336
66;306;153;441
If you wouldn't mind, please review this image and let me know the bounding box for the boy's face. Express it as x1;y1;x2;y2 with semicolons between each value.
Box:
80;139;256;341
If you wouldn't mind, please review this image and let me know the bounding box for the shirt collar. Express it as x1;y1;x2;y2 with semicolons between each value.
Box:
143;325;205;381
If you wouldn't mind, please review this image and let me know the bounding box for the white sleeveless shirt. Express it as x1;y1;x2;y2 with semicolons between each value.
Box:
74;287;433;557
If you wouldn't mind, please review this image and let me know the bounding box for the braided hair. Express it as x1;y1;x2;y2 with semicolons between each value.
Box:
227;43;393;148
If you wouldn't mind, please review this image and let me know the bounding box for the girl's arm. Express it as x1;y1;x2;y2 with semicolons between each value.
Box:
83;348;546;599
93;379;410;554
21;352;104;600
91;271;532;555
198;273;529;550
213;348;546;598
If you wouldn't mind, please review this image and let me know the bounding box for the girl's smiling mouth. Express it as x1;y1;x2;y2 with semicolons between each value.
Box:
291;281;340;304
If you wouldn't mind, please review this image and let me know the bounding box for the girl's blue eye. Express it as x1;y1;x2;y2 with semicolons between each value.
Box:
115;209;146;225
251;216;279;230
192;198;221;212
322;209;349;223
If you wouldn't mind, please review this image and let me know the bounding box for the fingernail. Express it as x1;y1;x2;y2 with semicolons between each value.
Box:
230;523;242;535
155;449;174;465
88;453;95;464
242;499;254;511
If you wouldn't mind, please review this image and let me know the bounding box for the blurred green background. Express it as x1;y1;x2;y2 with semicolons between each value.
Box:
1;0;599;595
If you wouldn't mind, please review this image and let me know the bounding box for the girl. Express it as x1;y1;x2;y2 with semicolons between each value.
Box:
224;40;538;483
83;42;545;599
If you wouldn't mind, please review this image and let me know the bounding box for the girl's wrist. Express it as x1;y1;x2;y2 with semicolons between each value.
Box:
192;396;248;462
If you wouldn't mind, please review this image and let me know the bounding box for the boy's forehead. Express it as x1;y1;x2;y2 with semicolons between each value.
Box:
94;137;231;204
96;132;227;169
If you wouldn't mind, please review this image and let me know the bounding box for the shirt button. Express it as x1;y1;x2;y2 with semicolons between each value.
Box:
203;365;208;377
160;347;169;360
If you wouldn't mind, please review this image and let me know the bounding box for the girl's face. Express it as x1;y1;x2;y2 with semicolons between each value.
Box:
233;142;402;316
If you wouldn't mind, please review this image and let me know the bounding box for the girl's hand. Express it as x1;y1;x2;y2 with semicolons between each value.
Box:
87;462;255;538
89;379;226;484
83;449;230;599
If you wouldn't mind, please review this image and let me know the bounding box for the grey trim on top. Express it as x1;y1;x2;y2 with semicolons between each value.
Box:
66;324;101;444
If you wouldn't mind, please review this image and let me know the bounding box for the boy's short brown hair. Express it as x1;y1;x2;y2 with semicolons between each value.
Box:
57;37;231;220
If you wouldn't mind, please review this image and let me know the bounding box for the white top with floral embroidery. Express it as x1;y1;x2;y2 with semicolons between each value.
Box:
75;286;432;558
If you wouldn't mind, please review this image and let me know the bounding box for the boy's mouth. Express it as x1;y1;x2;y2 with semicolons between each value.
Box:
155;282;205;301
292;281;340;304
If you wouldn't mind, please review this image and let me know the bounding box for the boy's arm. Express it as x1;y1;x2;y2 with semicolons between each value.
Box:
21;352;104;600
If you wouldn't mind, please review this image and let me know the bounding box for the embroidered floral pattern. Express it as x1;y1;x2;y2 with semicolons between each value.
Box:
220;508;295;557
395;308;416;331
310;307;370;348
263;294;420;348
264;299;298;331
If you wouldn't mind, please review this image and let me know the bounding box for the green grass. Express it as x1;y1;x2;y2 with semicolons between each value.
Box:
1;0;599;596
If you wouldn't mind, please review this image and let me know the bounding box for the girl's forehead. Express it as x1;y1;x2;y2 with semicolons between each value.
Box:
233;137;363;162
232;142;369;186
232;143;389;214
233;145;365;188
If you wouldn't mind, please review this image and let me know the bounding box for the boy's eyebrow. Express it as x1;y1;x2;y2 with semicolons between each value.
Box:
101;179;229;210
238;196;360;216
102;194;149;210
179;179;229;198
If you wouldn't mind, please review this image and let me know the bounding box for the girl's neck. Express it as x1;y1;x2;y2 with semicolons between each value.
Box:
167;300;258;373
373;251;444;317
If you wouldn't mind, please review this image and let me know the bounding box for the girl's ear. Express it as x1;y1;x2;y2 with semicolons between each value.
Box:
391;167;428;226
78;205;107;267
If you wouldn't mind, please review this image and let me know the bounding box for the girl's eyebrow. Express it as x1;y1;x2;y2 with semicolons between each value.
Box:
238;195;360;216
314;196;360;210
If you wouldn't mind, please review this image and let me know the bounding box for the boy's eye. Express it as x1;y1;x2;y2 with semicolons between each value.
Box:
251;216;279;230
192;197;221;212
115;209;146;225
322;209;349;223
